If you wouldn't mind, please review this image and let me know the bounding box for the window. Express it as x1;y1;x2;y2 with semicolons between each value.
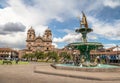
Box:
29;35;31;38
28;47;30;50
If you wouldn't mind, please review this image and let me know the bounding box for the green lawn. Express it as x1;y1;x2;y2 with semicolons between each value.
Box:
0;60;29;65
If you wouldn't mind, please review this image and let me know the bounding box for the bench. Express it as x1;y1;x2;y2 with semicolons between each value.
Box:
3;60;12;64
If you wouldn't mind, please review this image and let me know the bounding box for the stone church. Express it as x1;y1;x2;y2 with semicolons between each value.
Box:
25;27;54;53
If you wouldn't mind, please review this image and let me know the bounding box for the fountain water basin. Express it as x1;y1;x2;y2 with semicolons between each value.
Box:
56;64;119;68
51;64;120;72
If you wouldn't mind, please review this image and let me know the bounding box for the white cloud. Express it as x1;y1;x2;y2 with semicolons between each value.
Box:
52;43;58;48
33;25;48;36
53;29;99;44
87;16;120;40
0;7;22;25
7;0;48;26
53;29;82;43
103;0;120;8
0;32;26;49
88;34;98;40
104;43;116;48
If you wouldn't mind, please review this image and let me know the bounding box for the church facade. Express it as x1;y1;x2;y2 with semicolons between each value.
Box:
25;27;54;53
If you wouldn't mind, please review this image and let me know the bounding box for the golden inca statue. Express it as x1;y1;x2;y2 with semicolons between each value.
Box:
80;12;88;28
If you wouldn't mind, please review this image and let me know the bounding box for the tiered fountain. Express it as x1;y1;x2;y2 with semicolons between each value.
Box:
52;12;120;72
68;12;103;67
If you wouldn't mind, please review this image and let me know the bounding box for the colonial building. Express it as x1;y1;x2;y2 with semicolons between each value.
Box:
90;46;120;56
25;27;54;53
0;48;18;59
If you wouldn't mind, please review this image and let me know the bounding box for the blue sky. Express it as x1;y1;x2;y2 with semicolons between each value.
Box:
0;0;120;49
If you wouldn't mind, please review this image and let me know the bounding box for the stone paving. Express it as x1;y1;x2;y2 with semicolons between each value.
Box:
0;62;120;83
35;64;120;81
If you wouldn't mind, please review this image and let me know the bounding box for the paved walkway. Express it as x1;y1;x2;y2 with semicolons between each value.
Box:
34;64;120;81
0;62;120;83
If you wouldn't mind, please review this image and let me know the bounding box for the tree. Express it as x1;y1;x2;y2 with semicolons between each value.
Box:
51;51;59;63
29;53;35;61
34;51;45;61
22;53;35;61
46;51;59;63
60;52;72;63
45;51;52;62
22;54;29;61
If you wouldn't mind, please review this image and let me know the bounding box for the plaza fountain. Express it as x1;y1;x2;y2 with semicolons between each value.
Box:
51;12;120;72
67;12;103;67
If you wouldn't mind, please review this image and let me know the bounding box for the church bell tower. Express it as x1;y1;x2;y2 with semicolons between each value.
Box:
43;28;52;41
43;28;53;51
26;27;36;50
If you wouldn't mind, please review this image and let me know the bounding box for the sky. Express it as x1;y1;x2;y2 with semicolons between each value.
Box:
0;0;120;50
